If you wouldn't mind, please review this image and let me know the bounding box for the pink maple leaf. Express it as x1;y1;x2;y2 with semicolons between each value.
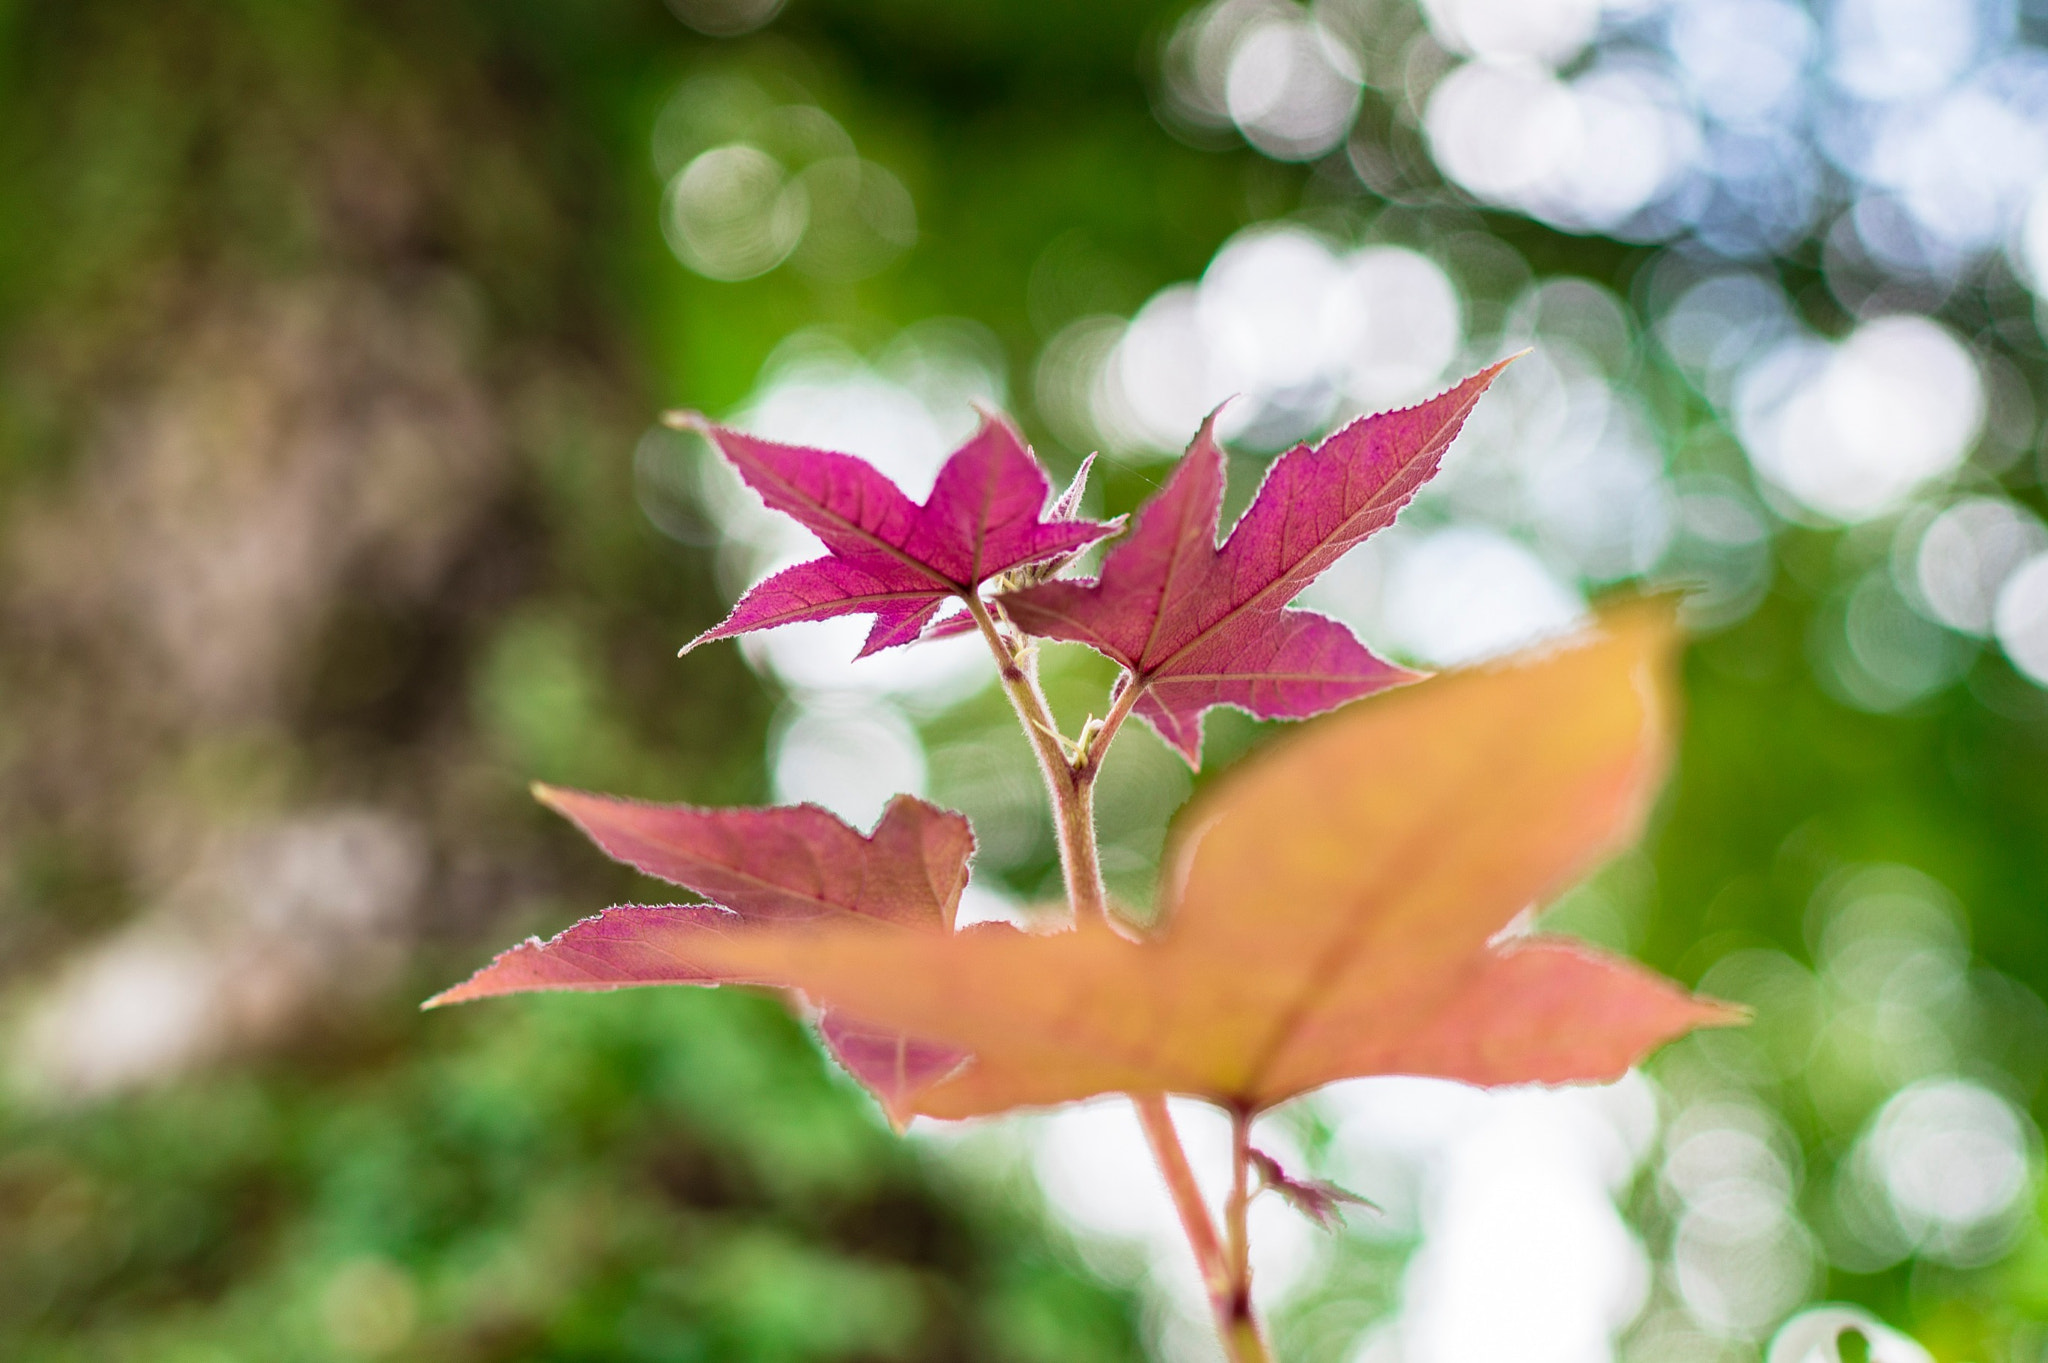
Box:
673;412;1117;657
997;359;1512;765
427;787;976;1121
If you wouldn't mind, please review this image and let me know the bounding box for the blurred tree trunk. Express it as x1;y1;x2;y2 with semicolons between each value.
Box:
0;0;761;1089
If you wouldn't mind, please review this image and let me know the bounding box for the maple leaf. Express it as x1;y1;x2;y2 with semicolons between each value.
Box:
541;601;1741;1123
427;789;976;1118
919;452;1101;641
671;411;1117;657
998;360;1512;765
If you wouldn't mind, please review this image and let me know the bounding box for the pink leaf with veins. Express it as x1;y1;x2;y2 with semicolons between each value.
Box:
674;412;1116;658
427;787;975;1123
917;451;1101;643
998;359;1513;766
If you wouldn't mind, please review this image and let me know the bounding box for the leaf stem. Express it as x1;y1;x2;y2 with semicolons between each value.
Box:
1076;669;1144;784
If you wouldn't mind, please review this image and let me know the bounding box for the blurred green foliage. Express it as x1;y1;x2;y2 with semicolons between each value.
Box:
0;990;1139;1361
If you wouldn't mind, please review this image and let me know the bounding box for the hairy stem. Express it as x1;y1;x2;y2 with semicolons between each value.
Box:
963;592;1108;924
1055;775;1108;923
1076;668;1144;784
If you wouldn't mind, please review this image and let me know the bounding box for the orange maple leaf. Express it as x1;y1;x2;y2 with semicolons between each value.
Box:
437;600;1739;1125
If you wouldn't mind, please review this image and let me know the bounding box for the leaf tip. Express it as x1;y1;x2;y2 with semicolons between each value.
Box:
1157;713;1206;770
1185;399;1237;460
1426;351;1521;407
421;964;506;1011
967;400;1035;455
1698;994;1754;1029
661;409;711;433
1049;451;1098;521
679;612;750;653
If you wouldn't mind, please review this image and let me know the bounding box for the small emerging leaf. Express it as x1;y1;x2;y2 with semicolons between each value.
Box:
1048;451;1097;524
999;361;1511;765
1249;1149;1374;1231
672;412;1117;657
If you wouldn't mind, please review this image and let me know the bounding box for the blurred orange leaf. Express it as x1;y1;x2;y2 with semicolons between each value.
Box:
527;600;1739;1123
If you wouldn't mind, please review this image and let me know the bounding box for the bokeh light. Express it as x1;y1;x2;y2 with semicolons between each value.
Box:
1735;316;1984;525
1224;12;1363;160
1994;552;2048;684
663;0;786;38
1766;1305;1935;1363
1911;496;2047;635
1084;225;1464;454
1858;1076;2035;1266
652;75;913;284
1329;1074;1658;1363
1662;1101;1818;1338
664;144;809;281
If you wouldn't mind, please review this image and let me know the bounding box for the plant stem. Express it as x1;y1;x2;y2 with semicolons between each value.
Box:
963;592;1108;924
1227;1106;1251;1291
1076;668;1144;783
1224;1105;1266;1362
966;589;1271;1361
1131;1095;1271;1363
1133;1093;1229;1294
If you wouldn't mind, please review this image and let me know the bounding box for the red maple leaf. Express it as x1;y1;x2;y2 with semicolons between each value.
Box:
673;412;1117;657
998;360;1511;765
429;789;976;1118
